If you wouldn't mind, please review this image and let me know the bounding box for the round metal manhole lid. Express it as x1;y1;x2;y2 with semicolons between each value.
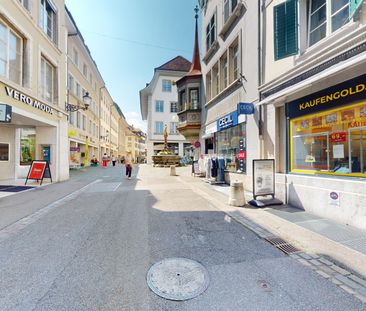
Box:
147;257;209;301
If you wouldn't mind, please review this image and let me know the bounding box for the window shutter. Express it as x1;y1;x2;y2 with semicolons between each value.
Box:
274;0;298;60
349;0;363;18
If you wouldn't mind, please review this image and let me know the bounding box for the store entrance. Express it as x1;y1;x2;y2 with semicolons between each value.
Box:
348;126;366;173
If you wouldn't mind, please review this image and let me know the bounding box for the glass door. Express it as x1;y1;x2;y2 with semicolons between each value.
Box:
348;126;366;174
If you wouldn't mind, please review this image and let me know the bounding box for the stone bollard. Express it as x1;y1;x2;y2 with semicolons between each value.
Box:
228;180;246;206
170;165;176;176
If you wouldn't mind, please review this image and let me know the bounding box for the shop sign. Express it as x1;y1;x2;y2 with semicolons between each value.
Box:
0;104;12;123
252;159;275;199
70;147;80;152
286;74;366;118
329;191;340;207
25;160;52;185
237;150;246;159
330;131;346;143
4;86;53;115
217;111;238;131
237;102;254;115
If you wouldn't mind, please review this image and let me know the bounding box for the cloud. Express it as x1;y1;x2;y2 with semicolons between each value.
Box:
125;111;147;132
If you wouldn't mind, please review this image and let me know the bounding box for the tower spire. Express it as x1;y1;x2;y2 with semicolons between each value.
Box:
188;5;201;75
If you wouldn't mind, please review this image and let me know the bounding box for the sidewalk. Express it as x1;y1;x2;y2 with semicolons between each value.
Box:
175;166;366;279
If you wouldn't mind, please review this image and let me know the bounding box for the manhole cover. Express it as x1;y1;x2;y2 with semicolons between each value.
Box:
147;258;209;301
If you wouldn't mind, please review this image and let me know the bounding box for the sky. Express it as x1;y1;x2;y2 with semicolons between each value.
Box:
65;0;201;132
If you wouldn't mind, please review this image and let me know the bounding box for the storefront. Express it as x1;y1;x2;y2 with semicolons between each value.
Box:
214;108;247;173
287;74;366;178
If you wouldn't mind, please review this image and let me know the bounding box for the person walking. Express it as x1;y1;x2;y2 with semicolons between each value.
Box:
102;153;108;168
125;151;134;180
111;154;116;167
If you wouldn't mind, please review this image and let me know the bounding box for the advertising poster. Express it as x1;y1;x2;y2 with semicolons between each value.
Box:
253;159;275;198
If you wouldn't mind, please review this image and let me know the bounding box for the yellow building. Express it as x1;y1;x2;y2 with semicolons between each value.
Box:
65;8;104;167
0;0;69;181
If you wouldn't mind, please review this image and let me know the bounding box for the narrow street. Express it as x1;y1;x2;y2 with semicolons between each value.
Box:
0;165;364;311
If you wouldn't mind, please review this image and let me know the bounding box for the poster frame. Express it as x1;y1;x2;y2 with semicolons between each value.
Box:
252;159;275;200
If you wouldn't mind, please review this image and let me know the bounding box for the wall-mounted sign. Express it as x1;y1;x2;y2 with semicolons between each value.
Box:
4;85;53;115
0;104;12;123
286;74;366;118
194;140;201;148
253;159;275;199
70;147;80;152
217;111;238;131
330;131;346;143
329;191;340;207
237;102;254;115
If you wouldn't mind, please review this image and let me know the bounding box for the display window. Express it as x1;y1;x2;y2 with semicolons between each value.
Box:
215;122;246;173
0;143;9;161
20;128;36;165
290;102;366;177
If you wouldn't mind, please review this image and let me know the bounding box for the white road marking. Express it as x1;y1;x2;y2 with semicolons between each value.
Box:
0;179;102;243
113;182;122;191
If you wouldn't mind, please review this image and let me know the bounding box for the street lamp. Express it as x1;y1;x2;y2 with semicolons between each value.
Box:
66;91;92;112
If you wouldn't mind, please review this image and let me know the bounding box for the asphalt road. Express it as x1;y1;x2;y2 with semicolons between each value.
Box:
0;165;364;310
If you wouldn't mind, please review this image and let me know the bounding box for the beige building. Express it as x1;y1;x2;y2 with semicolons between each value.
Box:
65;8;104;167
0;0;69;181
115;103;129;158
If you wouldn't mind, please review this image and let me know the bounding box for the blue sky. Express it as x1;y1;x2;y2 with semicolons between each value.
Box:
65;0;200;131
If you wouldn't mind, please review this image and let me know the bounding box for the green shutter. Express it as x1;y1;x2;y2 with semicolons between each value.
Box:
274;0;298;61
349;0;363;18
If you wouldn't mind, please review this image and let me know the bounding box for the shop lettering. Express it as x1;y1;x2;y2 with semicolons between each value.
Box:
298;84;366;111
5;86;53;114
218;115;233;127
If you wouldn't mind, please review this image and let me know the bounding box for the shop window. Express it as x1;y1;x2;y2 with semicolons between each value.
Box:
162;79;172;92
0;21;23;85
189;89;199;110
215;123;246;173
20;128;35;165
206;12;216;52
0;143;9;161
40;56;56;103
290;103;366;177
40;0;57;44
308;0;350;47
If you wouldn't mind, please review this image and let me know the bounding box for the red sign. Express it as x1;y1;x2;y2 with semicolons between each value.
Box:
237;151;246;159
28;161;46;180
330;132;346;143
194;141;201;148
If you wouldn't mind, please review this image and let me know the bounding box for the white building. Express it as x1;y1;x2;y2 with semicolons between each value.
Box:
140;56;192;164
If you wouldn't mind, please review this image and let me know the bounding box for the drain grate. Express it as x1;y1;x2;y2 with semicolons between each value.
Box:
265;236;300;255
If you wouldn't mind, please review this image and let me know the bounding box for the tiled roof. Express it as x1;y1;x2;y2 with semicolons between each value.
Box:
155;56;191;72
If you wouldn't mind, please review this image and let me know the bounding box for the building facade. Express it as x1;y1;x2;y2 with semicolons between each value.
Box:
0;0;69;181
140;56;192;164
259;0;366;229
199;0;260;185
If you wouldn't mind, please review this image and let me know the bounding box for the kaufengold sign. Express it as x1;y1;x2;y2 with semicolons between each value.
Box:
5;86;53;114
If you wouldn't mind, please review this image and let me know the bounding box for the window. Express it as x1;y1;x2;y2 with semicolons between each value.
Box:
82;115;86;131
224;0;238;24
229;41;239;83
308;0;350;47
274;0;298;60
220;54;228;90
155;100;164;112
89;73;92;84
68;74;74;92
170;102;178;113
290;102;366;177
155;121;164;134
212;62;219;97
40;0;57;43
206;73;212;102
69;111;74;125
72;48;78;66
206;13;216;51
83;63;87;77
0;21;23;85
170;122;178;134
20;128;35;165
189;89;199;110
40;56;56;103
19;0;30;10
0;143;9;161
179;91;186;111
162;79;172;92
76;82;81;98
76;111;81;128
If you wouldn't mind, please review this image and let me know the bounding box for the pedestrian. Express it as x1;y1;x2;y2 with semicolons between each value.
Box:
121;155;125;165
125;151;134;180
102;153;108;168
111;154;116;167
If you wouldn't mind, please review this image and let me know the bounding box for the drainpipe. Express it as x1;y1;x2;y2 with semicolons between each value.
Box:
258;0;264;159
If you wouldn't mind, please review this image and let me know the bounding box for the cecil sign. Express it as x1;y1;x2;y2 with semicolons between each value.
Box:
217;111;238;131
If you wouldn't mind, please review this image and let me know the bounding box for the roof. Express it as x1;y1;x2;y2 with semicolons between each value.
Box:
155;56;191;72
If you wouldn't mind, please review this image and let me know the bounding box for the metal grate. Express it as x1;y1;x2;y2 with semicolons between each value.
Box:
265;236;300;255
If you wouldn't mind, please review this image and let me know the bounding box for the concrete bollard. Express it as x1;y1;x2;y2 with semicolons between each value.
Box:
228;180;246;206
170;165;176;176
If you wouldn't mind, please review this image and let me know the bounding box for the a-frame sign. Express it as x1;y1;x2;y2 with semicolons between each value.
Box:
25;160;52;185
